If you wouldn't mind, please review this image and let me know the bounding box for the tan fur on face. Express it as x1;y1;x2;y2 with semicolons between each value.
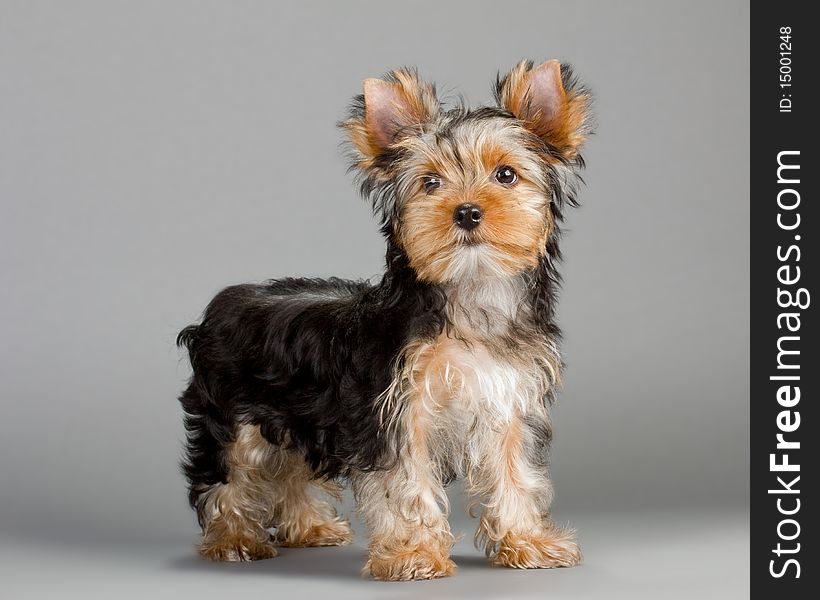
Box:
195;424;351;561
396;121;554;284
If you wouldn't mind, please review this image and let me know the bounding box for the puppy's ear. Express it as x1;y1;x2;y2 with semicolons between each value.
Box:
496;60;591;160
342;68;439;171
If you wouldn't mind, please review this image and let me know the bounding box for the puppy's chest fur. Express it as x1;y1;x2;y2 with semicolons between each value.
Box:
394;277;559;463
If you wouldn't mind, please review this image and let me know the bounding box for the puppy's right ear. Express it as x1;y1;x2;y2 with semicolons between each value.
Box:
341;68;439;176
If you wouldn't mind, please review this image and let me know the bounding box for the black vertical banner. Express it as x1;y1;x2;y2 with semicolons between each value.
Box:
751;3;817;598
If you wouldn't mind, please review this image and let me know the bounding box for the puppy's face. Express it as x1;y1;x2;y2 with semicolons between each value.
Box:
393;116;555;283
343;61;591;285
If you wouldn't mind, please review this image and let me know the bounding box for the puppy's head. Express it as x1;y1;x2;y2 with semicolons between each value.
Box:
342;61;592;284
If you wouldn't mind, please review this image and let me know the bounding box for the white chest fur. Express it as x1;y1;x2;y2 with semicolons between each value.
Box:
405;276;558;424
429;335;538;423
379;275;559;456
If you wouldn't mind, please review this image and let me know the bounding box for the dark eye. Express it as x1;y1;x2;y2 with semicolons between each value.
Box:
423;174;442;193
495;166;517;185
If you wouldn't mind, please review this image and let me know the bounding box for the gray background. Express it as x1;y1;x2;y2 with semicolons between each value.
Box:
0;1;749;598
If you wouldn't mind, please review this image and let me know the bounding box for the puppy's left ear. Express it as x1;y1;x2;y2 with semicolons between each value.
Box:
496;60;592;160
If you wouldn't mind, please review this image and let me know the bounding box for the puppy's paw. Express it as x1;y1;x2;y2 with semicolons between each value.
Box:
277;518;354;547
199;535;278;562
366;545;455;581
493;526;581;569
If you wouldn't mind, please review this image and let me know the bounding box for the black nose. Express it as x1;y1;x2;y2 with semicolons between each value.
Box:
453;203;483;231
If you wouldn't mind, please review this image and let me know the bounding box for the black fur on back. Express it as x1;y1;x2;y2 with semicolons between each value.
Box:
177;248;447;506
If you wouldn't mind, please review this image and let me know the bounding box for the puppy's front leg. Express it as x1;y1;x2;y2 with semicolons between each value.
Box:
469;413;581;569
353;402;454;581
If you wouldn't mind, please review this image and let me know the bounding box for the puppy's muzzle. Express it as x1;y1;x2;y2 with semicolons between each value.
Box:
453;203;482;231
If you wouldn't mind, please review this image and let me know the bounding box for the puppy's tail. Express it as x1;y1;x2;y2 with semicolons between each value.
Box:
177;322;232;514
177;324;200;352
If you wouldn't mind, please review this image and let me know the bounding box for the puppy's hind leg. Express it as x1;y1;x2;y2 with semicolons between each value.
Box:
268;451;353;548
192;424;280;562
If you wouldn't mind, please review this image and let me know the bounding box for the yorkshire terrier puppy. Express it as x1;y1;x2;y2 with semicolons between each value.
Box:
177;59;592;581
